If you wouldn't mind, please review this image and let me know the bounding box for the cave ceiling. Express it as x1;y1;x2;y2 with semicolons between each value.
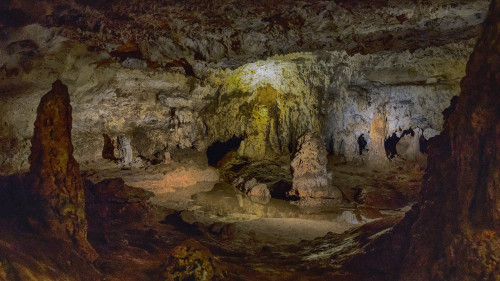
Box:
0;0;489;66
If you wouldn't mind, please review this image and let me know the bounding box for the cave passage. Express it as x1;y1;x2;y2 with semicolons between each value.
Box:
206;136;242;166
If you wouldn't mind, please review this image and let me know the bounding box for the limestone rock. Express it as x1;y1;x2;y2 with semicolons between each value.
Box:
3;0;487;64
0;38;475;171
246;183;271;205
26;80;97;261
396;127;426;161
287;132;341;201
233;177;271;205
117;134;133;166
368;109;388;162
157;239;225;281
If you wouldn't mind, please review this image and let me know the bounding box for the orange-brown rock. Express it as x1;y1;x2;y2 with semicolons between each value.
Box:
369;108;388;162
156;239;226;281
27;80;97;261
398;1;500;280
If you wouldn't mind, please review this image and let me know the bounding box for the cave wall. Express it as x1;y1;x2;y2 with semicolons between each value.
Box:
398;0;500;279
0;1;490;174
0;34;474;173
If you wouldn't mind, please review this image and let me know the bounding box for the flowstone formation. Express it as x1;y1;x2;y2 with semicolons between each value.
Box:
26;80;97;260
397;1;500;279
205;62;323;159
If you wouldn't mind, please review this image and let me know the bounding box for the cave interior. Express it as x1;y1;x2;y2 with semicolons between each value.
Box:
0;0;499;280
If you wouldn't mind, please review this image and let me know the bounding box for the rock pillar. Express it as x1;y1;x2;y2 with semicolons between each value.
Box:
28;80;97;261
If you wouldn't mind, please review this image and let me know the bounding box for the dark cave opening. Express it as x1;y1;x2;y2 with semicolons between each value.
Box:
384;128;415;159
206;135;242;166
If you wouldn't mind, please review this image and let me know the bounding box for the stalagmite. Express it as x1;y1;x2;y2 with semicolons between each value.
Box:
27;80;97;261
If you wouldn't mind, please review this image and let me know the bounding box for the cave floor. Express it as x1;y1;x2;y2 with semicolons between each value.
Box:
77;154;424;280
0;154;425;280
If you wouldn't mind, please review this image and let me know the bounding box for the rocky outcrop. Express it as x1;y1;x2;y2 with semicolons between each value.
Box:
26;80;97;260
232;177;271;204
84;177;154;229
287;133;341;201
156;239;225;281
397;1;500;279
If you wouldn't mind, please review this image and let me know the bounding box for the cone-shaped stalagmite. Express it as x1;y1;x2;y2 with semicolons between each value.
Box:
28;80;97;261
399;1;500;280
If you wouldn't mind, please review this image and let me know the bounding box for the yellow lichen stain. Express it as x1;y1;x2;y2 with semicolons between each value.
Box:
254;84;279;107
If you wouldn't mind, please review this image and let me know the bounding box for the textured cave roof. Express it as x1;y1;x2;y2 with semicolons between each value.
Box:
0;0;490;66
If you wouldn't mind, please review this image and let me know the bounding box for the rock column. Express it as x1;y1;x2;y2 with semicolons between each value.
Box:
28;80;97;261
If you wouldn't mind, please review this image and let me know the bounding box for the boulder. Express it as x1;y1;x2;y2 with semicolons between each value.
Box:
156;239;225;281
233;177;271;204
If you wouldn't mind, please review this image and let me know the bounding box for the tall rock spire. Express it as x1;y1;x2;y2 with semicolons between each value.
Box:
28;80;97;261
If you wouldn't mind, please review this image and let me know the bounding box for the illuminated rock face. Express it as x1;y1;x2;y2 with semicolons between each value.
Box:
0;2;488;172
27;80;97;260
206;60;324;160
398;1;500;279
368;109;388;162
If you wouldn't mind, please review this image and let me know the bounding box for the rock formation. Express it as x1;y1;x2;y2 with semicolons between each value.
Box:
102;133;119;161
232;177;271;204
117;133;133;166
157;239;225;281
396;127;425;161
287;132;341;201
27;80;97;261
0;39;474;172
398;1;500;279
369;109;388;162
